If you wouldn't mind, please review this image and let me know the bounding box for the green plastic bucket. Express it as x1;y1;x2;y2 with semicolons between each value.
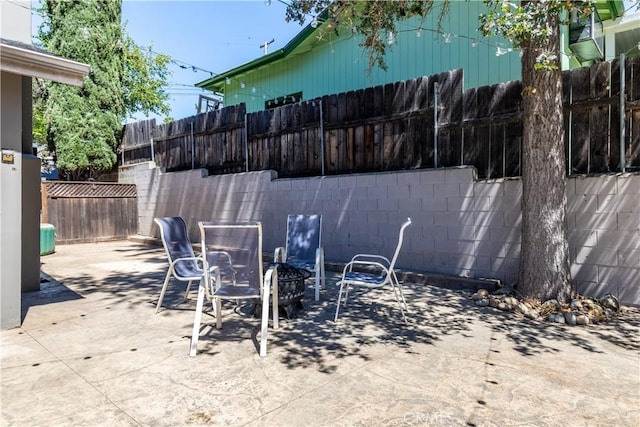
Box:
40;223;56;256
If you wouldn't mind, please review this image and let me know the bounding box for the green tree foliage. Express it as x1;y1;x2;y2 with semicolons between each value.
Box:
285;0;579;302
36;0;170;180
285;0;449;71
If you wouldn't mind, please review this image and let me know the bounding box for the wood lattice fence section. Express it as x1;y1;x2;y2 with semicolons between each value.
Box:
42;182;137;244
122;57;640;179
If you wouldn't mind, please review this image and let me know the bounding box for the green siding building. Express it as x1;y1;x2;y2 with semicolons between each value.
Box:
197;1;633;113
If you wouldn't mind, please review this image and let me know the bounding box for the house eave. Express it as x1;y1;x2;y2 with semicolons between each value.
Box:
0;40;90;86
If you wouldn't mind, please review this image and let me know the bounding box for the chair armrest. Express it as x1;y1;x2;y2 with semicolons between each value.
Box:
171;256;204;270
347;254;391;269
342;259;390;277
274;246;285;263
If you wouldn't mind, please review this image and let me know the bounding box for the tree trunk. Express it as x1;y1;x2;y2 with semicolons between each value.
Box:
518;15;573;303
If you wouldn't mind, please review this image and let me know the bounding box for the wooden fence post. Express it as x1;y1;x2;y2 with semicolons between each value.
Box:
41;181;48;223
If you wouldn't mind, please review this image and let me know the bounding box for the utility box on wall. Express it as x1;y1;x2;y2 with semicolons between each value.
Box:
569;8;604;63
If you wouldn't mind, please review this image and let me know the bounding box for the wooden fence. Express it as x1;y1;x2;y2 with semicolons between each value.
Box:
122;56;640;179
42;182;137;244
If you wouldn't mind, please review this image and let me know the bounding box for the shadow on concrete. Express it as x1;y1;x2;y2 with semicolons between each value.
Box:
37;243;640;372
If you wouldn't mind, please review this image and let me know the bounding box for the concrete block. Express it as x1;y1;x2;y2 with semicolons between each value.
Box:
571;263;599;283
618;249;640;268
397;171;421;186
474;211;504;227
444;166;475;183
575;280;609;299
427;225;448;243
598;265;639;288
407;235;435;253
317;176;339;191
474;181;503;199
489;226;521;243
355;174;376;188
597;194;637;213
437;183;461;197
409;184;434;199
473;255;492;272
616;175;640;195
449;253;477;273
422;197;447;212
435;238;474;256
367;185;388;200
567;194;597;213
573;175;617;196
289;179;307;192
425;251;450;269
434;211;462;226
400;198;423;213
617;212;640;231
447;196;474;212
573;248;618;266
596;230;640;251
377;198;399;212
447;225;477;241
337;175;356;189
618;279;640;307
356;198;377;212
391;184;411;199
375;172;398;187
574;212;618;231
568;229;598;248
275;180;292;192
420;169;446;185
490;257;519;277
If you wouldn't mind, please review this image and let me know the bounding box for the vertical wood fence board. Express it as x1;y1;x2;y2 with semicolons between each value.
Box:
121;62;638;179
571;111;591;174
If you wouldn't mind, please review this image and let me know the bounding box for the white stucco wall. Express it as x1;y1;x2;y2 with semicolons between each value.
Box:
120;164;640;306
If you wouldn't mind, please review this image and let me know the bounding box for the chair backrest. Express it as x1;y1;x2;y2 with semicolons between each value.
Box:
154;217;198;276
285;214;322;263
388;218;412;271
198;221;263;291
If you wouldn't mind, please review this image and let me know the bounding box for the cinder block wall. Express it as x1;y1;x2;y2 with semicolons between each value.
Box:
119;163;639;305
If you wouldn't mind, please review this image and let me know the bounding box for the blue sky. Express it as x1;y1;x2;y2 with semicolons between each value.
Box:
32;0;309;122
122;0;307;122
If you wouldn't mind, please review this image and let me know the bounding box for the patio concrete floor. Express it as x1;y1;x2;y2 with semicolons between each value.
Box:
2;240;639;426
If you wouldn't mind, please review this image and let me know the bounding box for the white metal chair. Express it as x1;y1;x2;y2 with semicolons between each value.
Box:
154;217;204;314
274;214;325;301
334;218;412;324
190;221;278;357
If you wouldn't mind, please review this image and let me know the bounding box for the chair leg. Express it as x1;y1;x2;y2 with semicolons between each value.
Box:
390;276;408;324
215;297;223;330
155;270;173;314
183;280;193;303
259;290;269;357
314;267;321;301
260;267;277;357
272;272;279;330
334;282;346;321
189;278;207;356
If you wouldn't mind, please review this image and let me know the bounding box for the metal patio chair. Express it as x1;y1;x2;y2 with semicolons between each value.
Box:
274;214;325;301
154;216;204;314
190;221;279;357
334;218;412;324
